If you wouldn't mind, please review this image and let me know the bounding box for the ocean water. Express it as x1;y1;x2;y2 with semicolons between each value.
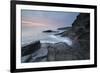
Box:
40;35;72;46
22;29;72;46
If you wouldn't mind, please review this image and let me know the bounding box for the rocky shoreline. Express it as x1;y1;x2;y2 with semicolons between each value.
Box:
21;40;89;63
21;13;90;63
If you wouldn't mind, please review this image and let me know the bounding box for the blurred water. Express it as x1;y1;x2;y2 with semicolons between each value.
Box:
22;29;72;46
40;35;72;46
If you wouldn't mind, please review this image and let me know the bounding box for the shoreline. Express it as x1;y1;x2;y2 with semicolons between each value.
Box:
21;40;90;63
21;13;90;63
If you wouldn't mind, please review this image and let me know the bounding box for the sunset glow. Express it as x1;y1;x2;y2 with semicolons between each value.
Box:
22;20;48;27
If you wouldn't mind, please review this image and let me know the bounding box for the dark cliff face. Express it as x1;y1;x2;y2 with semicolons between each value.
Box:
62;13;90;37
72;13;90;50
62;13;90;59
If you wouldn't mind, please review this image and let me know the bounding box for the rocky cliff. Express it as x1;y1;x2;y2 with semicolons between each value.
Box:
61;13;90;59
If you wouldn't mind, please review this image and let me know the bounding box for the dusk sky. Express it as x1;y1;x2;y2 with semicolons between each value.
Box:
22;10;79;29
21;10;79;44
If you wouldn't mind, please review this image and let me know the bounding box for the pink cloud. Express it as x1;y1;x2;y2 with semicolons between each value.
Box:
22;20;48;27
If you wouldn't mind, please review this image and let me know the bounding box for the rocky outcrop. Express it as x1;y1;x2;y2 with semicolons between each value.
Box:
47;42;74;61
60;13;90;59
57;27;72;30
21;47;48;63
47;42;88;61
21;42;83;62
21;41;41;56
43;30;58;33
21;42;48;63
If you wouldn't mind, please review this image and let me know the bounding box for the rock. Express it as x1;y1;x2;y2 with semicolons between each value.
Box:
57;27;71;30
21;43;48;63
57;13;90;60
29;47;48;62
21;41;41;56
43;30;58;33
47;42;79;61
54;42;73;61
21;54;32;63
47;42;89;61
47;45;56;61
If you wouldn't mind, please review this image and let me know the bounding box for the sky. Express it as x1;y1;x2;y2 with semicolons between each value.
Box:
21;10;79;44
21;10;79;30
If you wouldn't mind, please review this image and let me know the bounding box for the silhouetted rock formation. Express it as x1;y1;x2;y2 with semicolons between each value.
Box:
57;27;72;30
43;30;58;33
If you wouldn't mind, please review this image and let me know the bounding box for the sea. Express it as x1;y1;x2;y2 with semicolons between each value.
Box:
22;29;72;47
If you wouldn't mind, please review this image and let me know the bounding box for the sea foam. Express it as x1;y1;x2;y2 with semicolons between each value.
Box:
40;35;72;46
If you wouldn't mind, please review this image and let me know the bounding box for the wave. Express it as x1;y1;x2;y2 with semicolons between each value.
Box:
40;35;72;46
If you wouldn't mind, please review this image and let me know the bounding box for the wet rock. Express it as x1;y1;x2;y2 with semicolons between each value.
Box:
47;42;79;61
47;45;56;61
21;54;32;63
21;41;41;56
21;43;48;63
